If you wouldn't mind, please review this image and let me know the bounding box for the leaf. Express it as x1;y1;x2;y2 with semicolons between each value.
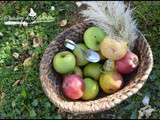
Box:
12;80;21;86
59;19;67;27
15;108;21;115
29;109;37;117
21;85;27;98
12;52;19;59
29;31;35;38
75;2;82;7
11;101;16;108
0;32;3;37
23;57;32;68
130;110;137;119
32;99;38;107
138;105;155;119
124;102;135;110
13;66;19;72
53;114;62;119
22;42;29;50
149;72;157;81
0;92;5;100
45;102;51;109
32;37;43;48
137;92;143;96
51;6;55;11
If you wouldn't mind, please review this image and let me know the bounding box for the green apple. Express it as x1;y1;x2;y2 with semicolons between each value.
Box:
84;26;106;51
81;78;99;100
53;51;76;74
83;63;102;80
73;66;83;77
73;43;89;66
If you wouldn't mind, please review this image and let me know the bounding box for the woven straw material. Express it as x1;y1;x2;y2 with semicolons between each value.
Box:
39;20;153;114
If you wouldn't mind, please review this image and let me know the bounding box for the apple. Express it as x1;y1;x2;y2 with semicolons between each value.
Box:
99;72;124;94
84;26;106;51
103;59;116;72
62;74;84;100
73;43;89;66
83;63;102;80
116;51;139;74
53;51;76;74
100;36;128;60
73;66;83;77
81;78;99;100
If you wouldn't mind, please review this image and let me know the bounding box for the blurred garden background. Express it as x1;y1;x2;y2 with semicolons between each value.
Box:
0;1;160;119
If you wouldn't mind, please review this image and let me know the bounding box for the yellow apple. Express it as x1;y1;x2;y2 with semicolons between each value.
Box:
100;36;128;60
99;71;124;94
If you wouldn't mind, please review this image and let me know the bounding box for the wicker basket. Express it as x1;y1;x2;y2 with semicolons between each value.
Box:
39;20;153;114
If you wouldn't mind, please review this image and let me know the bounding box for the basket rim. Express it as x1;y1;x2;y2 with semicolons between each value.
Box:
39;20;153;114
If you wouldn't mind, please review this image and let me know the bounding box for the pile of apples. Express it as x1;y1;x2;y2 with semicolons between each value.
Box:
52;26;139;100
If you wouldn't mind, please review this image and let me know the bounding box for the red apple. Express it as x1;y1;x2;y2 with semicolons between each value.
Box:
62;74;84;100
116;51;139;74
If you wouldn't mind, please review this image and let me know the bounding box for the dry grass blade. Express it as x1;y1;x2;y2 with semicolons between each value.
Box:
12;80;21;87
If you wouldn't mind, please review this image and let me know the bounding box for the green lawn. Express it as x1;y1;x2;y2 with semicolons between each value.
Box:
0;1;160;119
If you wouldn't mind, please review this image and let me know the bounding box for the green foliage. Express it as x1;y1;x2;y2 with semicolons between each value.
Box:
0;1;77;119
0;42;12;65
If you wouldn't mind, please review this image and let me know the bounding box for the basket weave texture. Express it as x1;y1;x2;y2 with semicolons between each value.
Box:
39;20;153;114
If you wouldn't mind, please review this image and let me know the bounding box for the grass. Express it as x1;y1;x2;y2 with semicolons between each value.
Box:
0;1;160;119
